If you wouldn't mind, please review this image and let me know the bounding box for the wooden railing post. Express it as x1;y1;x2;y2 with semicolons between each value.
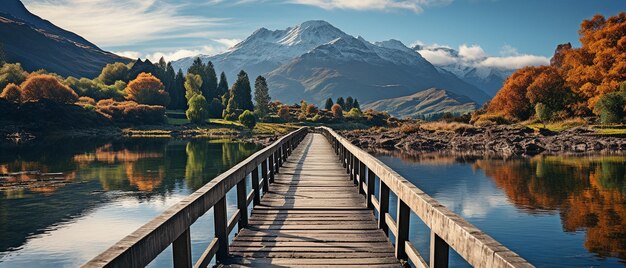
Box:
366;168;375;209
430;231;450;268
269;153;275;183
395;199;410;260
172;228;191;268
260;160;269;196
359;161;366;195
236;177;248;230
379;180;390;236
345;151;350;174
214;196;228;262
275;149;281;173
342;147;347;168
251;165;261;206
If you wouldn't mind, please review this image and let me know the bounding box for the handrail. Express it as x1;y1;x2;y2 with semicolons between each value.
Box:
83;127;308;268
318;126;533;268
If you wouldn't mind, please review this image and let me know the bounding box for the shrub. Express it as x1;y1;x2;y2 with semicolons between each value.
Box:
306;103;319;116
125;72;170;106
96;99;165;124
399;123;420;134
77;96;96;106
1;83;21;102
346;108;363;118
534;103;552;126
0;63;28;90
65;77;124;101
364;109;389;126
207;98;224;119
98;62;130;85
20;74;78;103
278;105;291;121
239;110;256;129
186;95;209;124
223;112;239;121
331;104;343;118
593;92;625;124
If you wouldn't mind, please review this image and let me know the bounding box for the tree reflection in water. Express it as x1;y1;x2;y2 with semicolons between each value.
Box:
0;137;261;255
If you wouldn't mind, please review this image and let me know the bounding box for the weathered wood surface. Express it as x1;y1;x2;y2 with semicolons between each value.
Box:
222;133;400;267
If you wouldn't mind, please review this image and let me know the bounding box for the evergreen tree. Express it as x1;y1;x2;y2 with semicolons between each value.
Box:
254;76;271;119
217;72;229;100
324;98;334;110
336;97;345;110
345;96;354;111
205;61;218;99
353;98;360;110
173;69;186;110
225;70;254;117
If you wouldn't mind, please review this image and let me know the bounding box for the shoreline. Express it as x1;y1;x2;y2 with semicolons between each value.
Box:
342;125;626;158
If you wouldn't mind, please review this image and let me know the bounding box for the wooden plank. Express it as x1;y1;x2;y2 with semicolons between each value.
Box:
193;238;218;268
224;257;400;265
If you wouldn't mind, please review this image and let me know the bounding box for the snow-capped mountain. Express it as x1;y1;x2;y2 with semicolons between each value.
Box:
172;20;490;111
172;20;349;81
412;45;513;96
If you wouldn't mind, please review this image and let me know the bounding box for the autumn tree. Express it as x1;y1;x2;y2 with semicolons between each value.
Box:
0;63;28;91
125;72;170;106
331;104;343;118
526;66;571;113
278;105;291;121
324;98;334;110
98;62;130;85
254;76;271;119
306;103;318;116
20;74;78;103
0;83;21;102
488;66;546;120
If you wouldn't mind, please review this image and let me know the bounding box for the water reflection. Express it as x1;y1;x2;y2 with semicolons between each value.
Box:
375;151;626;266
0;138;261;266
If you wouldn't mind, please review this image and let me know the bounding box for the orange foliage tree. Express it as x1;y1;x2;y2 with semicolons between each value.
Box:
0;83;21;103
20;74;78;103
488;67;546;119
124;72;170;106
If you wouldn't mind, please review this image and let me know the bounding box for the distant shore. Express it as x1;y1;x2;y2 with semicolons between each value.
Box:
342;124;626;157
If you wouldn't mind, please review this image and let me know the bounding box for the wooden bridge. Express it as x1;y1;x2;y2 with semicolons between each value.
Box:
84;128;533;268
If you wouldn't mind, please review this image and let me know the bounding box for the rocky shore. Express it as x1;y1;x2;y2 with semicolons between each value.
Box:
341;125;626;157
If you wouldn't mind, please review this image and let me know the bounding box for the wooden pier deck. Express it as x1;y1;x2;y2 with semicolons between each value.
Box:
223;133;400;267
85;127;532;268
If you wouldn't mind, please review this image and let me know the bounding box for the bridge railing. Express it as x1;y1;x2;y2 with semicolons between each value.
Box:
83;127;308;268
319;127;533;268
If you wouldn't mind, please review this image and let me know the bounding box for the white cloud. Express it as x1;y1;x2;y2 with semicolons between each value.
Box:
213;38;242;48
288;0;453;13
114;46;223;62
415;43;549;70
458;44;486;61
113;51;142;59
478;55;550;69
23;0;226;47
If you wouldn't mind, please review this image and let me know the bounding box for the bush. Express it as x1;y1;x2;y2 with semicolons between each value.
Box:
96;99;165;124
594;92;625;124
239;110;256;129
534;103;552;125
306;104;319;116
346;108;363;118
278;105;291;121
207;98;224;119
331;104;343;118
0;63;28;90
98;62;130;85
186;95;209;124
77;96;96;106
1;83;21;102
399;123;420;134
125;72;170;106
21;74;78;103
65;77;124;101
364;109;389;126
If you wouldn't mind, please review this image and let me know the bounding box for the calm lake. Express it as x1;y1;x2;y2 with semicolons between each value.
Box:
1;138;625;267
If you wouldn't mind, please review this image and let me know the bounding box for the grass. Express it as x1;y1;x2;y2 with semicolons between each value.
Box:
420;121;475;132
524;117;587;132
591;124;626;135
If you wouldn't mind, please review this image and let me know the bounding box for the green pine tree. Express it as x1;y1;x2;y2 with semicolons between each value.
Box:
353;98;360;110
254;76;271;119
218;72;230;106
336;97;345;110
205;61;218;99
324;98;334;110
225;70;254;118
345;96;354;111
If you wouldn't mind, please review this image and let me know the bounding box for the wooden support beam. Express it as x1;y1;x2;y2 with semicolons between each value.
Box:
395;199;410;260
378;180;390;236
260;160;268;198
214;197;228;262
251;166;260;206
193;238;219;268
172;228;191;268
430;231;450;268
366;168;376;209
359;161;366;195
236;179;248;230
268;154;275;183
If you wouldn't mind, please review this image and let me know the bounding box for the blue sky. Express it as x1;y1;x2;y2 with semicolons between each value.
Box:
22;0;624;62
